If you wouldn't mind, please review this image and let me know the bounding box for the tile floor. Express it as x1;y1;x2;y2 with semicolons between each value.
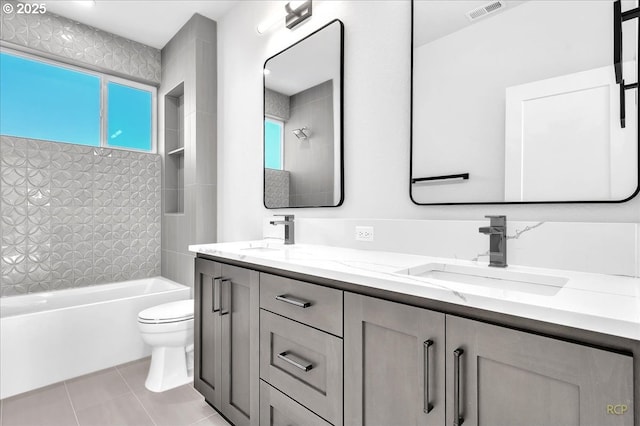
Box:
0;358;231;426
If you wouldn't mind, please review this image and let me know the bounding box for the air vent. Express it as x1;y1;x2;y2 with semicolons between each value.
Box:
466;1;506;21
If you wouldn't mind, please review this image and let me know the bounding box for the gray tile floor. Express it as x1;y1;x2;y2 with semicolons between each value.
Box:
0;358;231;426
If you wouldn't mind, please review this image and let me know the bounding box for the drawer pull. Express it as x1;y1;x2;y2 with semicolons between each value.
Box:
277;351;313;372
275;294;311;308
423;339;434;413
454;348;464;426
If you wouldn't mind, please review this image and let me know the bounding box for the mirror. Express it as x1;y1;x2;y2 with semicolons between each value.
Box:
411;0;639;204
263;19;344;208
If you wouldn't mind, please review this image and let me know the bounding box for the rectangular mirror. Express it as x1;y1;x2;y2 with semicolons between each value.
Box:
264;19;344;208
411;0;639;205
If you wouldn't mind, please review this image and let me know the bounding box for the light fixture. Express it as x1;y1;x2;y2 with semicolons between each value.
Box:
285;1;312;30
292;127;310;140
74;0;96;7
256;1;312;35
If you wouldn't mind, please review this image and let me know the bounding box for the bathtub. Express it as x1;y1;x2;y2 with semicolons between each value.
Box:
0;277;190;399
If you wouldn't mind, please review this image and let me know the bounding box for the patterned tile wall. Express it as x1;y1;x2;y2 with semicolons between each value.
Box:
0;136;161;296
0;1;161;84
264;168;290;208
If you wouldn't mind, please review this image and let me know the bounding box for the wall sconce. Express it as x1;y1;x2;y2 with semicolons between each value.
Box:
285;1;312;29
256;1;313;35
292;127;310;140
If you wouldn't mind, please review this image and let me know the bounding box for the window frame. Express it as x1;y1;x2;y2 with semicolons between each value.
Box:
264;115;284;170
0;47;157;153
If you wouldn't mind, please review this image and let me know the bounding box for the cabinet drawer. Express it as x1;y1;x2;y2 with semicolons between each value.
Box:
260;273;343;336
260;310;342;426
260;381;332;426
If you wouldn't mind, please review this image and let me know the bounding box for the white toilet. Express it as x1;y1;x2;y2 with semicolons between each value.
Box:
137;299;194;392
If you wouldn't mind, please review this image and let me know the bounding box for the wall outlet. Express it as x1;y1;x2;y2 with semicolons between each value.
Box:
355;226;374;242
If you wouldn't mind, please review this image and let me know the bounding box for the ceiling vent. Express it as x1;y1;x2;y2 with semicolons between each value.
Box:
466;1;506;21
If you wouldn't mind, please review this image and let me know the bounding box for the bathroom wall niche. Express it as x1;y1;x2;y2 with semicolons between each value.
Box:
164;82;185;214
411;0;639;205
263;19;344;208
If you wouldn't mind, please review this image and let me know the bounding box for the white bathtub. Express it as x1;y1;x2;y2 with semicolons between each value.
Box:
0;277;190;399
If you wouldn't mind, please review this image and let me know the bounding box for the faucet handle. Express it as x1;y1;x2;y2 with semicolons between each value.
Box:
484;215;506;226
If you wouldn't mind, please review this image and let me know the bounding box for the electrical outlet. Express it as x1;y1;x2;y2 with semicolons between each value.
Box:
355;226;374;242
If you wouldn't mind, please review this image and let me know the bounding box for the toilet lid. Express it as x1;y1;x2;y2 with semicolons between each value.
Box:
138;299;194;324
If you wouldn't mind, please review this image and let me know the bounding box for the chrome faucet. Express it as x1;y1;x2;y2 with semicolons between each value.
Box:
270;214;295;245
478;215;507;267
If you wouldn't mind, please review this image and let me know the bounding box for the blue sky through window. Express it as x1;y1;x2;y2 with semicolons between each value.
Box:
107;82;152;151
0;52;100;146
265;119;283;169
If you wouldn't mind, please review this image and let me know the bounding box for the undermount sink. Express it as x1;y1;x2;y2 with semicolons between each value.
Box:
395;263;568;296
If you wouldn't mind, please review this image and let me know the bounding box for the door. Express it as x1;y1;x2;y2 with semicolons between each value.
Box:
344;293;446;426
194;258;222;407
446;315;634;426
504;63;637;201
219;264;259;426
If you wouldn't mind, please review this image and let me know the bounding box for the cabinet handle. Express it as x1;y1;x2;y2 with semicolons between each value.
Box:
220;278;231;316
453;348;464;426
212;277;221;313
423;340;434;413
277;351;313;372
275;294;311;308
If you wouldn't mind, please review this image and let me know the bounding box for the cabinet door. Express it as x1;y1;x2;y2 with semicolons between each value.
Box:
194;258;222;407
220;264;259;426
344;293;446;426
446;315;634;426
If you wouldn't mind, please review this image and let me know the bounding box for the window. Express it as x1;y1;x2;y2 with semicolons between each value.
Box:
264;118;284;169
107;82;153;151
0;50;156;152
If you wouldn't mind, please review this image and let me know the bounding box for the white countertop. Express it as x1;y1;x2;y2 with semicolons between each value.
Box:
189;240;640;341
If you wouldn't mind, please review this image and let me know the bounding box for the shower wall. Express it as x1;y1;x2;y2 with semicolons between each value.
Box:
0;5;162;296
0;137;161;296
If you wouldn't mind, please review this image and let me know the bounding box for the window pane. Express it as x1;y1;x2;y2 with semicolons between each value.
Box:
107;82;152;151
0;52;100;145
265;119;283;169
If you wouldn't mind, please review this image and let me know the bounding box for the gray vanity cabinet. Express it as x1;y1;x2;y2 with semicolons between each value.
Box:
446;315;634;426
344;292;446;426
194;258;259;426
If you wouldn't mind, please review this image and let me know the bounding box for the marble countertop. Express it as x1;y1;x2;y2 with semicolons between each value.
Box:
189;240;640;341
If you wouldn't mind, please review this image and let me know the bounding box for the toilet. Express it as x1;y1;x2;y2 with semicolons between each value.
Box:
137;299;194;392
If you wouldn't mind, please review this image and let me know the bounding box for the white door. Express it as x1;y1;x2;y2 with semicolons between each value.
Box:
504;63;637;201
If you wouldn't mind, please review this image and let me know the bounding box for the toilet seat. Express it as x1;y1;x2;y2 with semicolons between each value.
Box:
138;299;194;324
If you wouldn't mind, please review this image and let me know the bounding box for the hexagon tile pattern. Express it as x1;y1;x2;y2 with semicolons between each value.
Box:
0;136;161;296
0;0;161;84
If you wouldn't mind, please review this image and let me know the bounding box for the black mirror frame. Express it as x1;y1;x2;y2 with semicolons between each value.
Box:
409;0;639;206
263;19;345;209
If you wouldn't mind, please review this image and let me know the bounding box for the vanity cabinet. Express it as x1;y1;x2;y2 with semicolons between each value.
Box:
194;258;259;426
344;293;446;426
446;315;634;426
259;273;344;426
345;292;634;426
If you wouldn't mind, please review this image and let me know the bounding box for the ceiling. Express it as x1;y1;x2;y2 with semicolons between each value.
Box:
265;21;340;96
44;1;238;49
414;0;527;47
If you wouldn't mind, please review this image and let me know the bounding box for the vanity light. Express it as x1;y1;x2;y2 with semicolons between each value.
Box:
256;0;312;35
285;1;312;30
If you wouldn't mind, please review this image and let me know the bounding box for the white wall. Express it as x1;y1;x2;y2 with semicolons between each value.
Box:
217;0;640;244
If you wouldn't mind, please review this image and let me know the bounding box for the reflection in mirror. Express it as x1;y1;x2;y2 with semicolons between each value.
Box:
264;20;344;208
411;0;639;204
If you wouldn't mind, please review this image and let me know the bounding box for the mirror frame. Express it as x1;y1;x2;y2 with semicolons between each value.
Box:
409;0;640;206
263;19;345;209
